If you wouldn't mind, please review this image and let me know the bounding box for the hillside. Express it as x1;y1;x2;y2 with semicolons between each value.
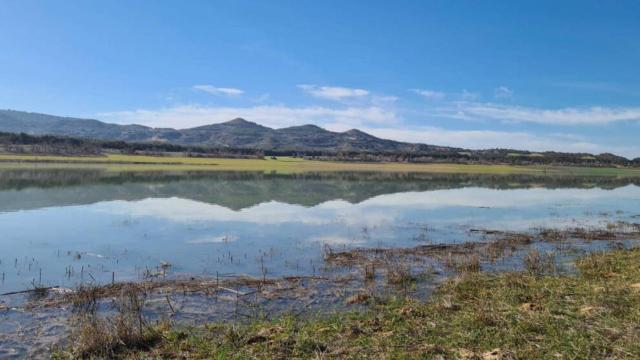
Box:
0;109;445;153
0;109;637;167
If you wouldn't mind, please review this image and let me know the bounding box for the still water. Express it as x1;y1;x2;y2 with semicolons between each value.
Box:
1;168;640;294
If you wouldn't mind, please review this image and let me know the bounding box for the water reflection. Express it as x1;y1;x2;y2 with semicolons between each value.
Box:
0;169;639;294
0;168;639;212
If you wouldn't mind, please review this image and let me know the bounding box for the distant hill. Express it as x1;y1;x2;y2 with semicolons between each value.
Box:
0;109;637;167
0;109;446;153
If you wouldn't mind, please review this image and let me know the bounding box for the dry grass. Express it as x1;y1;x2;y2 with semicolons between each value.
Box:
55;284;162;359
89;248;640;359
523;249;557;275
445;253;481;273
386;264;415;285
362;263;376;281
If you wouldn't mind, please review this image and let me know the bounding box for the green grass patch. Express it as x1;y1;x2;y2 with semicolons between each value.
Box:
2;153;640;176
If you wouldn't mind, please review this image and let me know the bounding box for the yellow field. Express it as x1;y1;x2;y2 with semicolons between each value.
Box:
0;153;639;176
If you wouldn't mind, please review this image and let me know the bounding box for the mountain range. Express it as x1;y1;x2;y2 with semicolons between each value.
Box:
2;109;638;167
0;109;451;153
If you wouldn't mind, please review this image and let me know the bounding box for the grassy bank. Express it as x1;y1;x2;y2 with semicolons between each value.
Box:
56;248;640;359
2;153;640;175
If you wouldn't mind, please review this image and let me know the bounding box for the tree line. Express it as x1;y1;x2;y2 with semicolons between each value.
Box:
0;131;638;167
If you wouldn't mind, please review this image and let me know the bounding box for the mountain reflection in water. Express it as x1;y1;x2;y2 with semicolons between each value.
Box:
0;168;639;294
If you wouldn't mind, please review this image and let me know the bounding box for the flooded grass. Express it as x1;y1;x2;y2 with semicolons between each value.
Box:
34;225;637;315
522;249;557;275
0;224;617;357
61;285;163;359
446;253;481;273
52;247;640;359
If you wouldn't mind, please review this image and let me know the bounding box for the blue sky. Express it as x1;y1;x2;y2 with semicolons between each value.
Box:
1;1;640;157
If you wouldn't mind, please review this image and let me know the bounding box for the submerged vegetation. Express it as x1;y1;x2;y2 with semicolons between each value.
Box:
52;247;640;359
38;224;640;358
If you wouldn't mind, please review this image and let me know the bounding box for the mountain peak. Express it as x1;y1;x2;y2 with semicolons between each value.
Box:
191;118;270;131
279;124;329;133
344;128;373;136
0;109;413;153
223;118;273;129
226;117;250;125
297;124;324;130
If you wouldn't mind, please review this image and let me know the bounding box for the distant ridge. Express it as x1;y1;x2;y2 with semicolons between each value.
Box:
0;109;444;153
0;109;636;164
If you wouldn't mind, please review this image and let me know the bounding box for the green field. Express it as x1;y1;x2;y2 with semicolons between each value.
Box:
1;153;640;176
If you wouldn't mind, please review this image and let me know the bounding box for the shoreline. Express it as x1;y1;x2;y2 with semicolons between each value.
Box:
1;154;640;176
2;224;638;358
49;247;640;359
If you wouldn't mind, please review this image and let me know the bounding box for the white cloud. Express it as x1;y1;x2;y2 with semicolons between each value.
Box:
98;92;640;157
253;93;271;103
453;103;640;125
461;89;480;101
354;126;640;158
412;89;483;101
371;95;399;104
494;86;513;99
99;104;398;129
98;102;640;157
193;85;244;96
298;84;369;101
411;89;445;100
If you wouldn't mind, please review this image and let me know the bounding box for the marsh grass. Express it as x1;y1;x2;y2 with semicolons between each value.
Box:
48;225;640;358
444;253;481;273
322;226;638;279
109;248;640;359
362;262;376;281
70;284;100;314
523;249;558;275
386;264;415;286
55;284;162;359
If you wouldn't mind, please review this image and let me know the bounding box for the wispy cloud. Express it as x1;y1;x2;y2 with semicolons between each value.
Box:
409;86;640;125
98;90;640;157
192;85;244;96
298;85;369;101
451;103;640;125
371;95;399;104
99;104;398;130
461;90;480;101
358;126;639;158
551;81;640;96
98;101;640;157
494;86;513;99
412;88;480;101
411;89;445;100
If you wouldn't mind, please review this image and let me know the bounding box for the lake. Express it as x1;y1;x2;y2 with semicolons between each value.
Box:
2;167;640;357
1;168;640;295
